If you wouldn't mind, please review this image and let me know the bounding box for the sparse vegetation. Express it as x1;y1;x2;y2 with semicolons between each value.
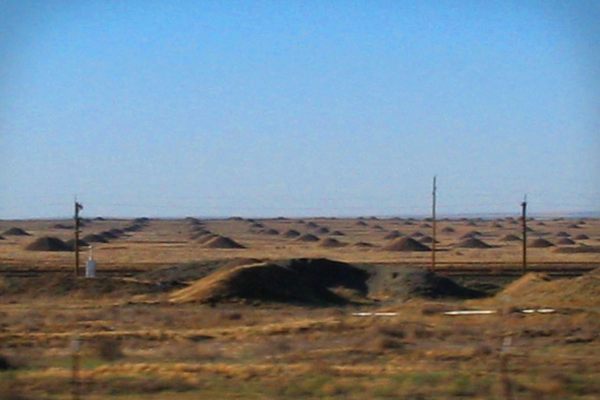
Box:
0;217;599;398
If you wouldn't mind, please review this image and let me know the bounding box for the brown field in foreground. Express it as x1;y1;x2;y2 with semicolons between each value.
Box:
1;216;599;399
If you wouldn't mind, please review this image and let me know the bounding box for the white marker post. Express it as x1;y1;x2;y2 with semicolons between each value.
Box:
85;245;97;278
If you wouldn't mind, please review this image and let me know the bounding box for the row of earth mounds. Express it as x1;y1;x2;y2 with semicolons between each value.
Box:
24;223;146;251
24;235;102;252
168;258;486;305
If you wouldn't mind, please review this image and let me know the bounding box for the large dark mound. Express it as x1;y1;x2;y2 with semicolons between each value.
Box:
319;238;346;248
330;230;345;236
455;237;493;249
384;237;431;252
529;238;555;248
25;237;71;252
3;227;30;236
316;227;330;234
203;236;245;249
0;235;4;240
441;226;455;234
297;233;320;242
556;231;570;237
170;258;369;305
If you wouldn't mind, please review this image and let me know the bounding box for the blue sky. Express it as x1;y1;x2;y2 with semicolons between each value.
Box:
1;1;599;218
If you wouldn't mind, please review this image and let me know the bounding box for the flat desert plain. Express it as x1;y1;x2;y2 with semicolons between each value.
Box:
1;216;599;399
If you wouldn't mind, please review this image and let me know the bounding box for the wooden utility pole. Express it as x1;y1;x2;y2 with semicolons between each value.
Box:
431;176;437;272
74;199;83;277
521;195;527;274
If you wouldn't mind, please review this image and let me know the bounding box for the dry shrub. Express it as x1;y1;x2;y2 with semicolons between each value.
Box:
0;354;16;370
372;336;404;352
94;338;124;361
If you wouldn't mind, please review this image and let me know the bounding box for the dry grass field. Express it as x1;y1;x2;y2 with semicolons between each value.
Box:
1;216;599;399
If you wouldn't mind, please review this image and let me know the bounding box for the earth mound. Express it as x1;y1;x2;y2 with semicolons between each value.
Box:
138;258;262;283
441;226;455;233
203;236;245;249
170;258;369;305
497;270;600;307
319;238;346;248
53;223;73;229
574;234;590;240
316;227;330;234
501;234;521;242
410;231;425;238
455;238;493;249
354;241;375;248
529;238;555;248
260;228;280;235
100;231;118;239
0;235;4;240
330;230;345;236
65;238;90;249
556;231;570;237
384;237;431;252
369;267;485;300
25;237;71;252
460;231;482;239
419;235;438;244
283;229;301;238
82;234;109;243
556;238;576;245
297;233;320;242
384;231;403;240
3;227;30;236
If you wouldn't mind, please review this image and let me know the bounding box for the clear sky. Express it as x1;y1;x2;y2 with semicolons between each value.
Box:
1;1;599;219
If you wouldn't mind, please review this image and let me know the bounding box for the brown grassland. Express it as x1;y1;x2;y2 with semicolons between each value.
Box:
1;216;599;399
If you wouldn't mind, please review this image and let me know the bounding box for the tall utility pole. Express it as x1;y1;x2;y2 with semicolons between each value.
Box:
521;195;527;275
431;175;437;272
74;199;83;277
